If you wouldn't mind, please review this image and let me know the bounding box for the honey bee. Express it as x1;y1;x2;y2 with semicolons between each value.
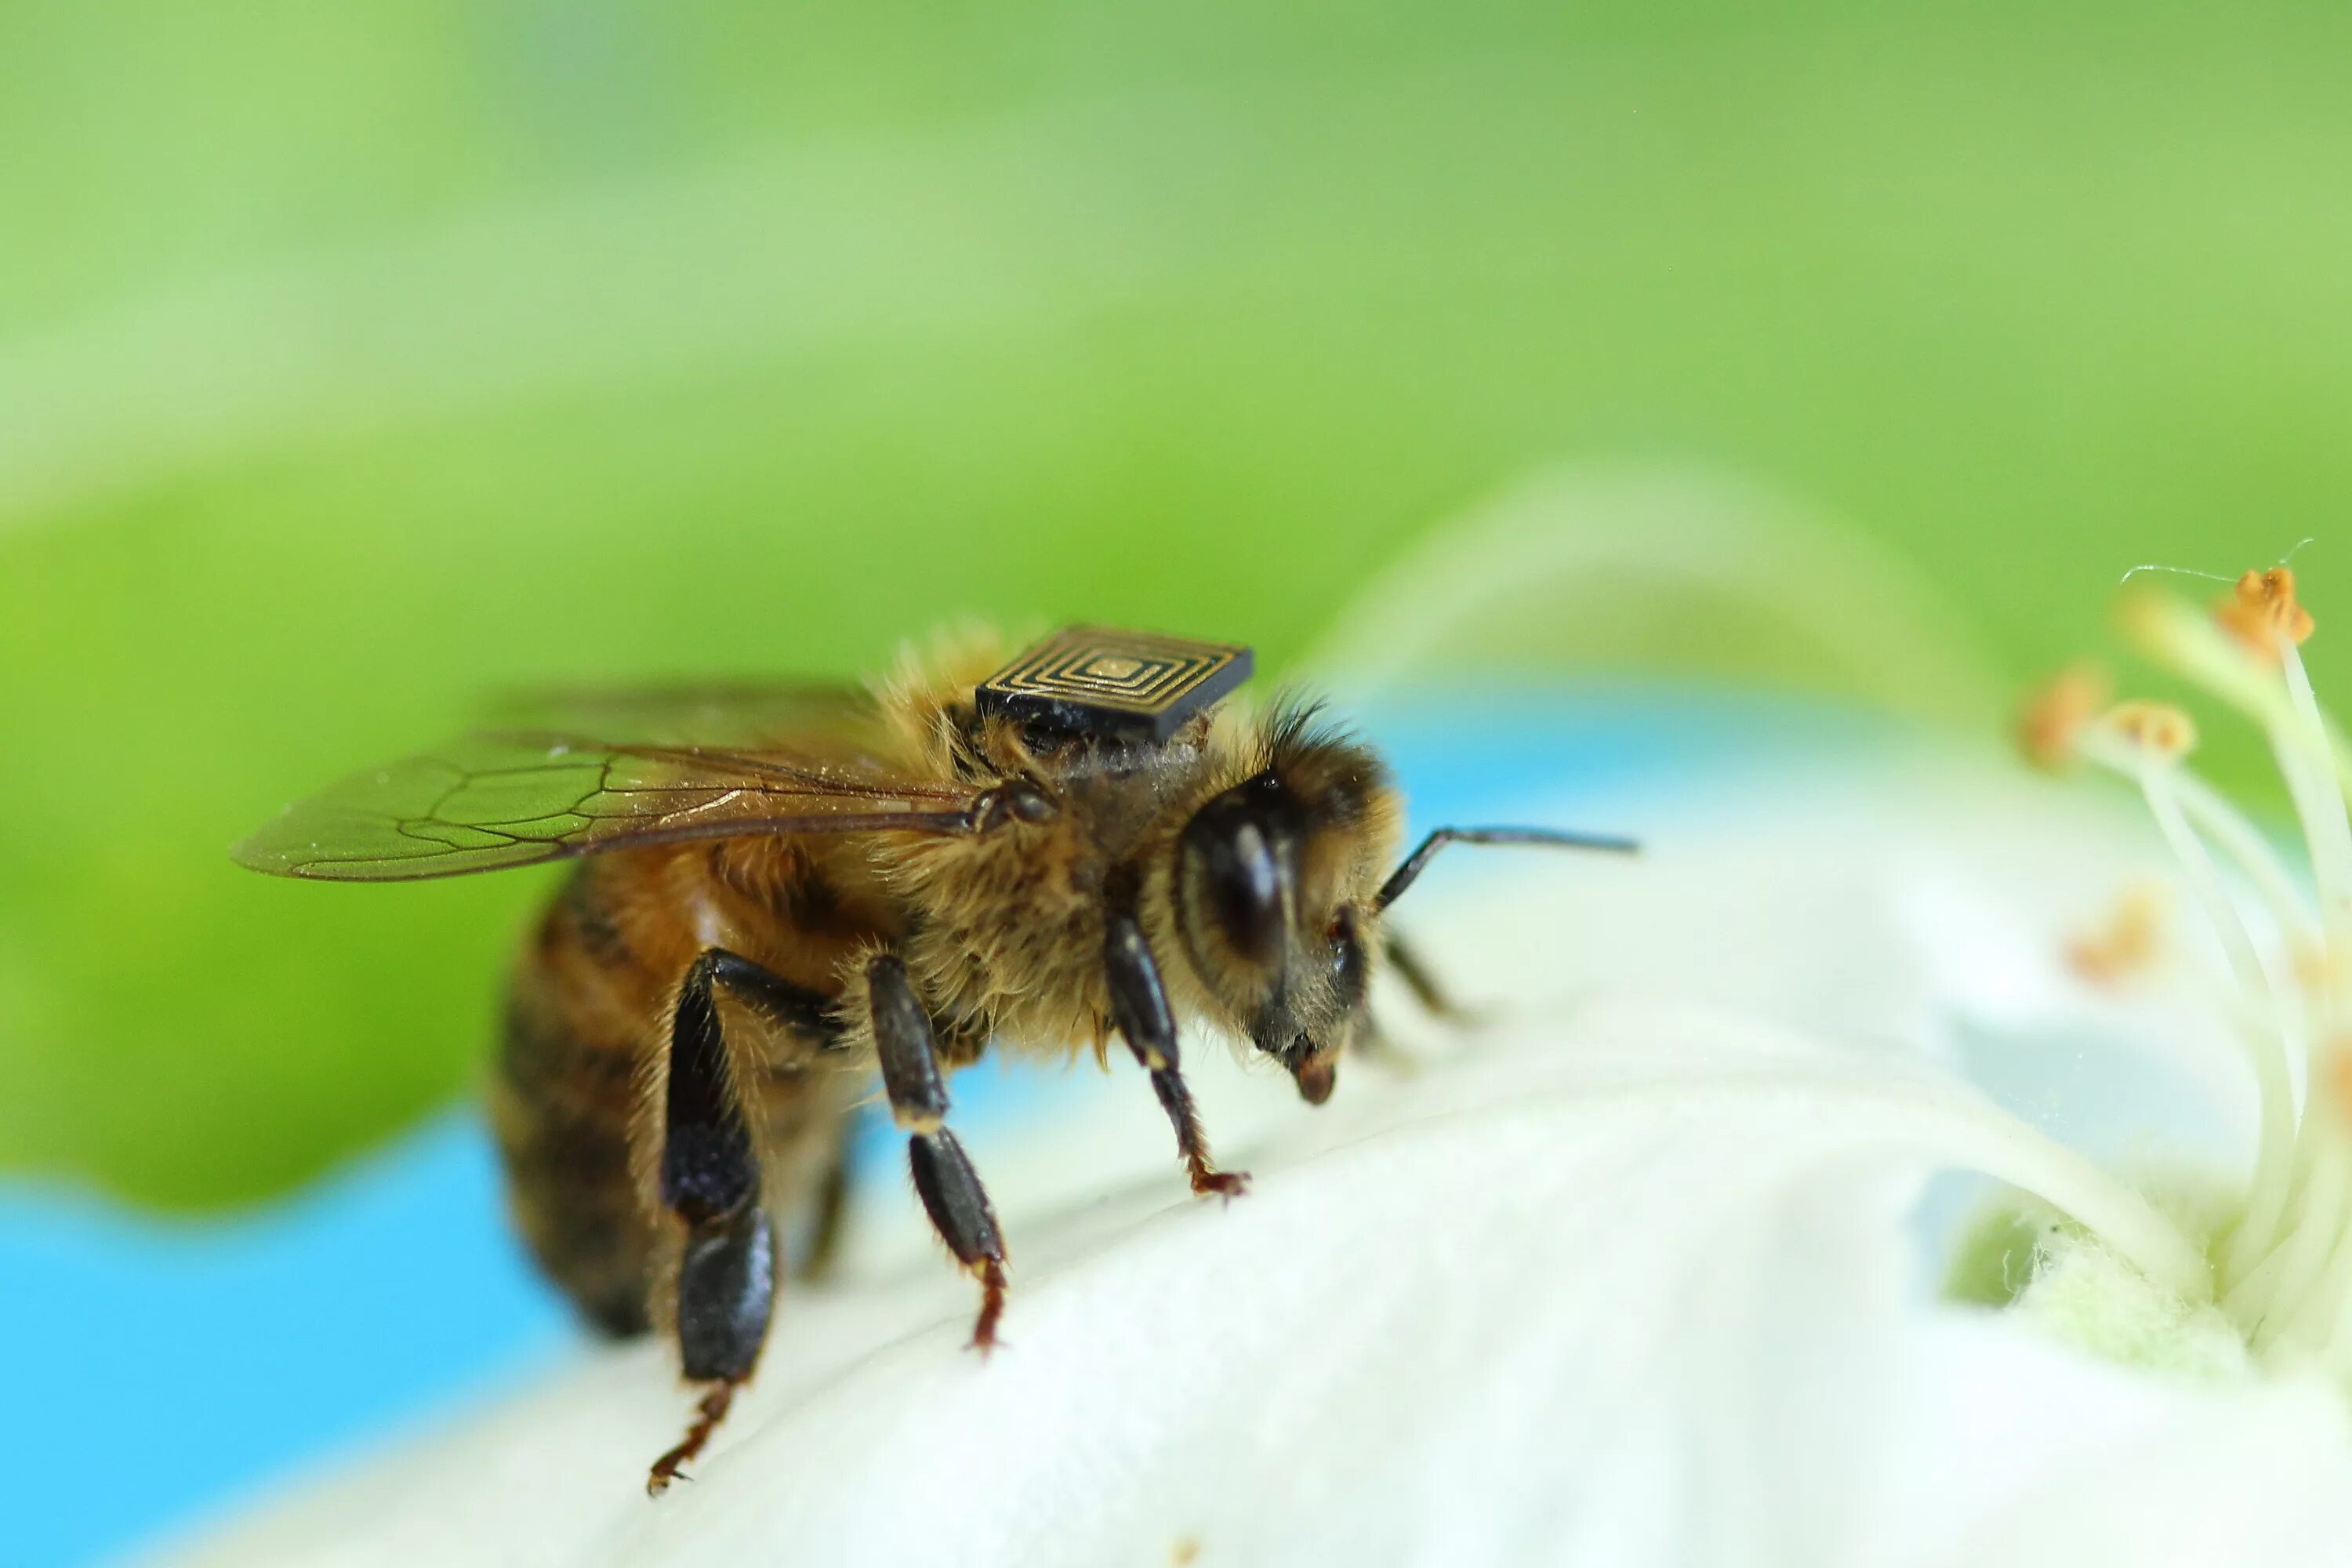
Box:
235;626;1634;1491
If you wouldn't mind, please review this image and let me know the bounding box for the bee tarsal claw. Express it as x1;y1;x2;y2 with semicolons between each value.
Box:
645;1382;737;1497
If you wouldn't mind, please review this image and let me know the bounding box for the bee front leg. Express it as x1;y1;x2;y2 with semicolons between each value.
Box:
1382;930;1487;1026
866;953;1011;1353
1105;909;1249;1201
647;949;779;1496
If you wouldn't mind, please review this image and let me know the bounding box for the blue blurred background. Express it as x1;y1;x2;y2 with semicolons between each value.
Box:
2;3;2340;1562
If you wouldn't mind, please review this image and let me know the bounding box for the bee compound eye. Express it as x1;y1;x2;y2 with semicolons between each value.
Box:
1182;793;1287;967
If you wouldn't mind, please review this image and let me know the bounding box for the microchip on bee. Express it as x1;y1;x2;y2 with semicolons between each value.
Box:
975;626;1254;742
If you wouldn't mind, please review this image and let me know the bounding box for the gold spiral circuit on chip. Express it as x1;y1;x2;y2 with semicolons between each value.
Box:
977;626;1253;736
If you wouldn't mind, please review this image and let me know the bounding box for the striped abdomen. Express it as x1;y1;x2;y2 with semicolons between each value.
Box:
490;866;666;1336
488;841;886;1338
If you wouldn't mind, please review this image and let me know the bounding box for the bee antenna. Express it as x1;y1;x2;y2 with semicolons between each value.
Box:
1374;826;1639;913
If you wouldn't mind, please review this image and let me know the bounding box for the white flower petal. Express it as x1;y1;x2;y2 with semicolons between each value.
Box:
162;998;2316;1565
159;742;2352;1566
1895;1315;2352;1566
163;1018;1903;1566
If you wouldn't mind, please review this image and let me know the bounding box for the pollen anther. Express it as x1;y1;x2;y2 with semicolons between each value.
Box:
2017;664;2112;771
2065;884;2166;987
2320;1044;2352;1132
2103;701;2199;760
2217;567;2317;658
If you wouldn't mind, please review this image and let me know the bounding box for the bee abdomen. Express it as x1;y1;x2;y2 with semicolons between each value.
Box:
492;957;659;1339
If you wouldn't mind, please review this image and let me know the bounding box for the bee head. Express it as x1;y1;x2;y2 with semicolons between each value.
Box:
1171;715;1398;1105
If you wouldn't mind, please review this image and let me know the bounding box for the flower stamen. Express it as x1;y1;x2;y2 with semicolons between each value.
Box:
2218;566;2316;659
2102;700;2201;760
2043;566;2352;1377
2070;724;2306;1235
2065;884;2166;988
2016;663;2111;771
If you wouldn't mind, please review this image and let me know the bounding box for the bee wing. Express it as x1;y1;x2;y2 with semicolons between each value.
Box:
234;728;987;883
485;681;885;748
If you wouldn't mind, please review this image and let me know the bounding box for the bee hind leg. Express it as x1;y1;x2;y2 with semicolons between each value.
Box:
867;953;1011;1352
795;1119;857;1283
647;950;782;1496
1105;909;1248;1200
647;1205;773;1494
648;1380;740;1495
694;949;861;1284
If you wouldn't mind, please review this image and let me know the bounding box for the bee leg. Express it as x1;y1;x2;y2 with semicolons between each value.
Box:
1384;931;1490;1026
648;1205;774;1494
796;1113;858;1283
702;947;846;1048
1348;1020;1422;1076
911;1126;1010;1353
1105;909;1249;1201
694;949;861;1280
868;953;1011;1353
647;950;779;1497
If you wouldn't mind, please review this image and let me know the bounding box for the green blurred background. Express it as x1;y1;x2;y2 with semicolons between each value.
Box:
2;0;2342;1213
